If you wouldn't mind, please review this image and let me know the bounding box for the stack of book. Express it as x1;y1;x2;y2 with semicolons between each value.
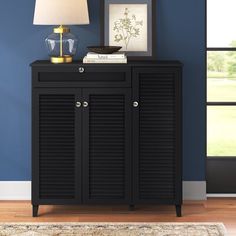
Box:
83;52;127;64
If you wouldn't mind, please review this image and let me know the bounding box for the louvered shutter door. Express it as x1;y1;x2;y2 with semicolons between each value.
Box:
133;68;182;203
33;89;81;204
82;89;131;203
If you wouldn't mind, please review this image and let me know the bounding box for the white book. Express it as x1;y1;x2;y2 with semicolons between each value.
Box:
83;56;127;64
87;52;126;59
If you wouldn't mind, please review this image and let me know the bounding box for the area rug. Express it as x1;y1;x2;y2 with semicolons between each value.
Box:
0;223;227;236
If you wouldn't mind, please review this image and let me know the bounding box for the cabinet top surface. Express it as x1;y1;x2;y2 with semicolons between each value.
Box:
31;60;183;67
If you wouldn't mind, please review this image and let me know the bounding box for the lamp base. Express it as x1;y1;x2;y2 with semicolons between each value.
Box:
51;55;73;64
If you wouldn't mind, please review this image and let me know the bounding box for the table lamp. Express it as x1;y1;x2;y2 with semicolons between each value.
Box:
33;0;90;64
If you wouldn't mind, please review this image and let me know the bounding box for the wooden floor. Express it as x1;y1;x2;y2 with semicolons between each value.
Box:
0;199;235;235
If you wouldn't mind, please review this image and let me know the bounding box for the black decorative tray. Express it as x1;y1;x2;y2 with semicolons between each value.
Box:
87;46;122;54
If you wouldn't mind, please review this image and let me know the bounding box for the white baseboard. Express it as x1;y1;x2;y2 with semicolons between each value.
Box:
207;194;236;197
183;181;207;200
0;181;31;200
0;181;206;201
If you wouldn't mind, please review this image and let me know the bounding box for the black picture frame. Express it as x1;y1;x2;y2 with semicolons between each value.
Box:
100;0;156;60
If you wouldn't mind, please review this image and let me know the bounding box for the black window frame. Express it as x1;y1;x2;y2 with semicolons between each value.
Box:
206;0;236;193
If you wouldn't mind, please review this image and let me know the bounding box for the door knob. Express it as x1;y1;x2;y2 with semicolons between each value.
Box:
79;67;85;73
133;101;139;107
75;102;82;108
83;101;89;108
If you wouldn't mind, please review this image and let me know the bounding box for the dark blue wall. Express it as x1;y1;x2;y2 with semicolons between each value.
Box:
0;0;205;181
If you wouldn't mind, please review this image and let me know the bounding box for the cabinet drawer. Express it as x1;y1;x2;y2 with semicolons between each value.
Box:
33;65;131;87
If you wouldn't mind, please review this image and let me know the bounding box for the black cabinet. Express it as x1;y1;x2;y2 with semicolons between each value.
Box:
31;61;182;217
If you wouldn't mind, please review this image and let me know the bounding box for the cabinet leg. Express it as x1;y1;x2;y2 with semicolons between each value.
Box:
33;205;39;217
175;205;182;217
129;204;135;211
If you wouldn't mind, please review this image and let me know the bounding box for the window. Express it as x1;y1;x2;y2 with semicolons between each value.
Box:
207;0;236;194
207;0;236;157
207;0;236;48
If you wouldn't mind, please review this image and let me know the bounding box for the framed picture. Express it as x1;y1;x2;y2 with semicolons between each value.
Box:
101;0;156;59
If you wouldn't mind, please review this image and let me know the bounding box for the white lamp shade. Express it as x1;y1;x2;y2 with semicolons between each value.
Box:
33;0;90;25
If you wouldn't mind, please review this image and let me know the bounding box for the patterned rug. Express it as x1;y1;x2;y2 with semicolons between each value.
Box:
0;223;227;236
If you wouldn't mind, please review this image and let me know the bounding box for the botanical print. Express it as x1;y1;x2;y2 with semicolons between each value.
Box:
113;8;143;50
109;4;148;52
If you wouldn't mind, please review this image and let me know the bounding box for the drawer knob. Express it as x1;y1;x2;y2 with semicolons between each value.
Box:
79;67;85;73
83;101;89;108
133;101;139;108
76;102;82;108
